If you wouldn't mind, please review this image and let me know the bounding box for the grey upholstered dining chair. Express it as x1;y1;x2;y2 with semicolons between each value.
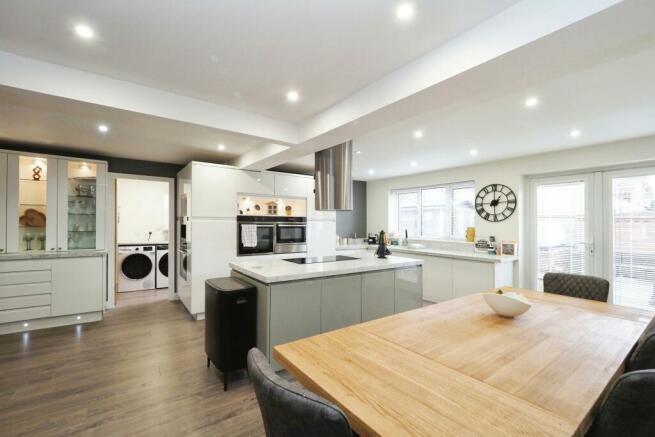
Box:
246;348;353;437
627;317;655;371
543;272;609;302
586;370;655;436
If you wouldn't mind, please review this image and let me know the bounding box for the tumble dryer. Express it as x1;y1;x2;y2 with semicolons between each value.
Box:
118;245;156;292
155;244;168;289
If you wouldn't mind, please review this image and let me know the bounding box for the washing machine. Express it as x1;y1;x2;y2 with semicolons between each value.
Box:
118;245;156;292
155;244;168;289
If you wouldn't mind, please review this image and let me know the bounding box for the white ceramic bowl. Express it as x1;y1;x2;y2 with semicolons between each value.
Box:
483;291;531;318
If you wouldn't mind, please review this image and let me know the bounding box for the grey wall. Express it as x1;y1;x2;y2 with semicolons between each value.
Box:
0;140;184;178
336;180;367;237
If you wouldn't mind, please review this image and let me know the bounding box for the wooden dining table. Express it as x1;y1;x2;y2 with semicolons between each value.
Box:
273;288;654;436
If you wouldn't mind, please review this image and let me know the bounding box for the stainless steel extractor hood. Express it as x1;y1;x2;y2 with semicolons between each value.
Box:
314;141;353;211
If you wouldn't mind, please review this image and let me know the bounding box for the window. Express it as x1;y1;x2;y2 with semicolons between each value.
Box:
390;182;474;239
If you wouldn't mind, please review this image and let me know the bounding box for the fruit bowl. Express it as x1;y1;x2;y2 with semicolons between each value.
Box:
483;290;531;318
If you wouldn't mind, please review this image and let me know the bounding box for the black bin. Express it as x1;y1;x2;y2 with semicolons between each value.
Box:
205;277;257;391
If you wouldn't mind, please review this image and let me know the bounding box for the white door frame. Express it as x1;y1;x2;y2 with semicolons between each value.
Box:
105;173;176;309
602;166;655;304
526;172;603;290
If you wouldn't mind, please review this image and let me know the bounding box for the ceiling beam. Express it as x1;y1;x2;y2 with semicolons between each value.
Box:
0;50;299;145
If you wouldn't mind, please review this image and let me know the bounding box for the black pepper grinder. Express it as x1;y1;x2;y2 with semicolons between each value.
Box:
375;230;391;259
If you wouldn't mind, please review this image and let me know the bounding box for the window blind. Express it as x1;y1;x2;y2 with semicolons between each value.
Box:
536;181;586;286
391;182;474;239
612;174;655;309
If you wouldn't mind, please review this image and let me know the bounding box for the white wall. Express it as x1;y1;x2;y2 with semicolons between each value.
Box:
116;178;169;244
367;135;655;286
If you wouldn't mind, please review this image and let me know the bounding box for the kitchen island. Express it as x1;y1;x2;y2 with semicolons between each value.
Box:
230;255;423;369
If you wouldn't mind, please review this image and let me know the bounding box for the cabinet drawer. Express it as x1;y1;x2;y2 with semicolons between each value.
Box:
0;260;52;273
0;294;51;310
0;305;51;323
0;270;51;286
0;282;52;298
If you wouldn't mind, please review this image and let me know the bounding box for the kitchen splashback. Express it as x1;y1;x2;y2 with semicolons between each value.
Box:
237;195;306;217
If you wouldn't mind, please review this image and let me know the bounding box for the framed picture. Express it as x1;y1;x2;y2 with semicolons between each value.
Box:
501;241;517;256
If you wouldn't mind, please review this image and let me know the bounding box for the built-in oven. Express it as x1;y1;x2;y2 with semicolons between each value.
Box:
275;222;307;254
237;216;275;256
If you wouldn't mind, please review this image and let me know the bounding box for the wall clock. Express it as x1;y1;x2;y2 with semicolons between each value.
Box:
475;184;516;222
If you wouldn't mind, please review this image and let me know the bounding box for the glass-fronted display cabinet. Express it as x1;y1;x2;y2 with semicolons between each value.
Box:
57;159;106;251
6;153;107;253
64;161;99;250
6;154;58;252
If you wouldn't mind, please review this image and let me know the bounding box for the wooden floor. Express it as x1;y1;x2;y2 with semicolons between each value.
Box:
115;288;170;308
0;298;266;436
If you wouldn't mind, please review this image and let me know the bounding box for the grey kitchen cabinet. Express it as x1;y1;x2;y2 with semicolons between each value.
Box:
51;257;103;316
269;279;322;369
361;270;395;322
232;271;270;357
321;275;362;332
395;267;422;313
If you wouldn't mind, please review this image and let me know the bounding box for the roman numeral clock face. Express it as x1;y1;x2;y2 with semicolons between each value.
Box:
475;184;516;222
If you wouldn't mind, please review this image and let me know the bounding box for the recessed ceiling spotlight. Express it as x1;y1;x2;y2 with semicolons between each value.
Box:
286;90;300;103
23;322;29;327
410;161;418;168
413;130;424;139
570;129;581;138
356;150;362;155
74;24;95;40
97;124;109;133
217;143;226;151
396;3;415;20
524;96;539;108
368;169;375;175
469;148;478;156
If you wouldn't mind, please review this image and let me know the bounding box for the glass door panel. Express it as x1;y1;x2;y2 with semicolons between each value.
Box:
66;161;98;250
18;156;49;252
532;175;595;290
610;172;655;309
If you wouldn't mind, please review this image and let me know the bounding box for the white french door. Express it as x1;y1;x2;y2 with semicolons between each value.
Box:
529;167;655;310
605;168;655;310
529;174;599;291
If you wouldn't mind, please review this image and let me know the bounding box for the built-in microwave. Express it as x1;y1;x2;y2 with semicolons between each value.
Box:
275;222;307;254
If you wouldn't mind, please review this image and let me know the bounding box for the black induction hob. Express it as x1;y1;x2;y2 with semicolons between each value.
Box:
284;255;359;264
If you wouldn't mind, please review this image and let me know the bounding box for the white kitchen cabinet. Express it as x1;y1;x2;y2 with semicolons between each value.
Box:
420;255;453;303
56;159;107;251
452;260;495;298
0;153;6;254
192;163;273;218
274;173;309;197
51;257;104;316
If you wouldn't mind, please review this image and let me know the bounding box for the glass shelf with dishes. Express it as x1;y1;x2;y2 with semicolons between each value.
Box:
66;162;98;250
18;156;49;252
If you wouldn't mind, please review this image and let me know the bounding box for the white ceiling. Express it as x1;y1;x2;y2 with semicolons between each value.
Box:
1;0;652;181
0;0;519;122
285;0;655;180
0;85;266;164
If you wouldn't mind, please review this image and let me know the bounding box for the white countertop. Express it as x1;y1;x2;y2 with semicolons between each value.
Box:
370;244;518;263
230;255;423;284
0;250;108;261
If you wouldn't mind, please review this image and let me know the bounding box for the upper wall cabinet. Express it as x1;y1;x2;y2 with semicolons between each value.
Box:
5;154;107;253
0;153;7;253
274;173;311;198
191;163;274;218
274;173;335;221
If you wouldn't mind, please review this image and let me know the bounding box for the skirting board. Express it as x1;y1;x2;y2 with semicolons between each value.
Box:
0;311;103;335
